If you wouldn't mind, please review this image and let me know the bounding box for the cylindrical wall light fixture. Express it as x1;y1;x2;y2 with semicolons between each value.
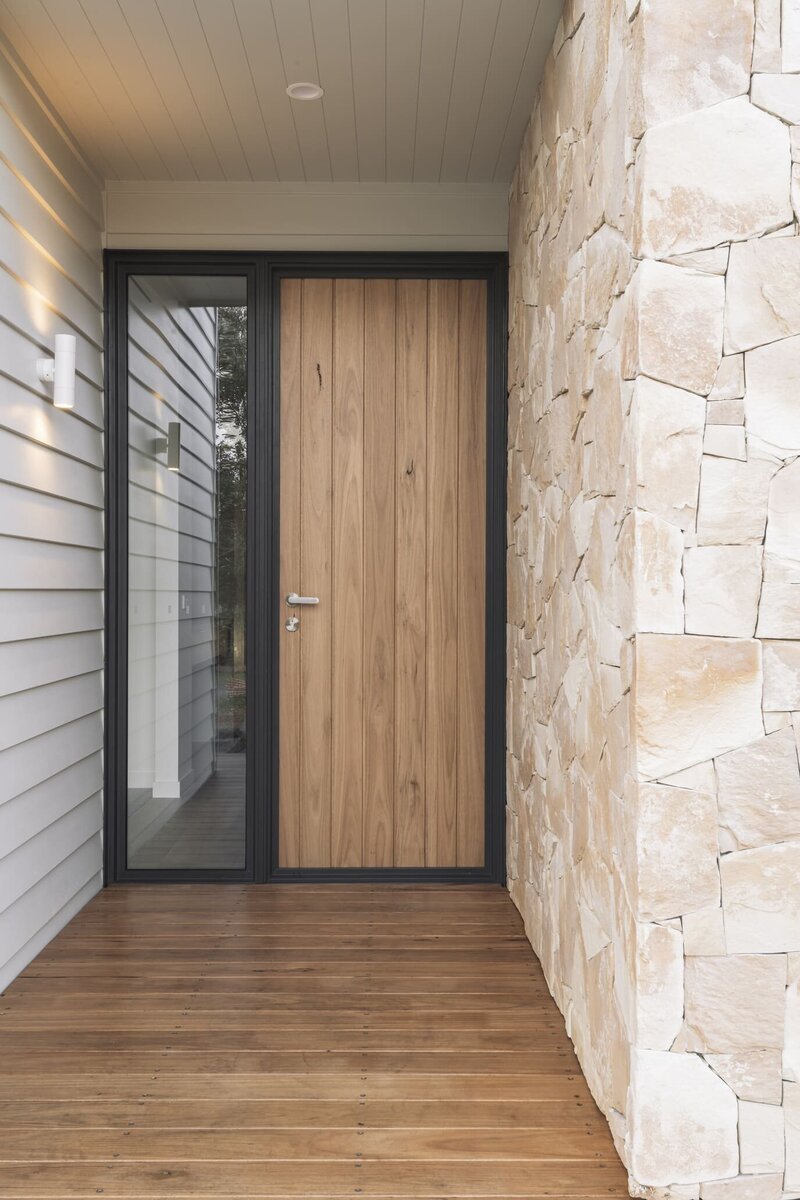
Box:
37;334;77;409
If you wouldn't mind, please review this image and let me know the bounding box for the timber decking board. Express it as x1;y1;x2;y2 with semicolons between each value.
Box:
0;885;627;1197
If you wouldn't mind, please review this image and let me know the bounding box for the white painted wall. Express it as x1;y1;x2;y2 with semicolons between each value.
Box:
0;38;104;992
103;181;508;251
127;278;218;855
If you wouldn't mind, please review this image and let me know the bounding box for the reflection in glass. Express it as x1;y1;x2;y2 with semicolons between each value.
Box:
126;276;247;869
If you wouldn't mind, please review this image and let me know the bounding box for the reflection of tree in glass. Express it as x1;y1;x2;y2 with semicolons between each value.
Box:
215;306;247;751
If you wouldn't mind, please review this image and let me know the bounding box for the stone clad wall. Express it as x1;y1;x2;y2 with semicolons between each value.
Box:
508;1;800;1195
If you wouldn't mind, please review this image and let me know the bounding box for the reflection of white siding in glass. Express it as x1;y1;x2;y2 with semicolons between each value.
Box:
127;278;218;853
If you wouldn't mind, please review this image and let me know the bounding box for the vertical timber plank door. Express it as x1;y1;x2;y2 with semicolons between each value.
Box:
278;277;487;872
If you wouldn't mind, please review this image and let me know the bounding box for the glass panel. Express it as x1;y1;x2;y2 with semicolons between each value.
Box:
126;275;248;870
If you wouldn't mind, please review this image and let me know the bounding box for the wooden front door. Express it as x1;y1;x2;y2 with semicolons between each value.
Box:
278;277;487;871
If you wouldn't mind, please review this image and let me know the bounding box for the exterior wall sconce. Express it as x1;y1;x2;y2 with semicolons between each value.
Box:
36;333;76;409
154;421;181;471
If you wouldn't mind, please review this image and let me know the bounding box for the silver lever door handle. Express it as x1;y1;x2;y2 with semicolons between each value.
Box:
286;593;319;606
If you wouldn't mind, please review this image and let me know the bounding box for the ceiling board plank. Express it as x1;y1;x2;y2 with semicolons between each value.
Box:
385;0;423;183
412;0;462;182
77;0;197;181
271;0;331;182
438;0;501;182
0;0;139;179
155;0;251;180
466;0;537;182
231;0;304;182
113;0;223;181
0;0;114;180
492;0;560;182
193;0;278;182
39;0;169;180
308;0;358;183
347;0;386;182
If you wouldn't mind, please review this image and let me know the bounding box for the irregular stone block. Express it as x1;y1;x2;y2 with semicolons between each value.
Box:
784;956;800;1081
617;510;684;637
702;424;746;459
634;378;705;530
683;906;726;956
635;97;792;258
752;73;800;123
625;261;724;395
717;728;800;850
722;842;800;952
635;783;720;921
784;1081;800;1189
725;237;800;351
707;399;745;425
634;634;763;779
700;1176;782;1200
785;0;800;71
738;1100;785;1174
683;954;786;1052
631;0;754;131
757;554;800;638
709;353;745;401
765;458;800;560
627;1048;739;1186
697;456;774;545
684;545;762;637
763;639;800;709
746;335;800;455
753;0;782;71
636;922;685;1050
667;247;730;275
704;1050;783;1104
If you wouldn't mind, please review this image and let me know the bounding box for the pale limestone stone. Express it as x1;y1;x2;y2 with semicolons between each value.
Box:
757;554;800;638
754;0;782;71
725;237;800;352
746;336;800;455
765;458;800;560
625;261;724;395
701;1176;782;1200
634;378;705;530
763;640;800;709
627;1048;739;1186
636;922;684;1050
704;1051;783;1103
794;162;800;220
707;399;745;425
635;783;720;921
634;635;764;779
683;906;727;956
716;728;800;850
722;842;800;952
659;761;718;791
617;510;684;637
684;546;763;637
631;0;754;131
794;125;800;162
696;456;774;545
702;425;746;461
709;354;745;401
785;0;800;71
666;247;730;275
738;1101;785;1174
764;711;793;733
784;956;800;1081
635;98;792;259
752;73;800;123
783;1081;800;1188
684;955;786;1052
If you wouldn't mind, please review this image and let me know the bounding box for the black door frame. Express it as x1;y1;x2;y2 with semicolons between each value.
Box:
104;250;508;885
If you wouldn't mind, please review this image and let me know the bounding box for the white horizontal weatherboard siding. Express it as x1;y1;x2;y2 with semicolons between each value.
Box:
0;36;104;993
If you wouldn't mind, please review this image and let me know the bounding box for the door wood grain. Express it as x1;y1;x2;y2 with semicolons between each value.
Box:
278;278;487;870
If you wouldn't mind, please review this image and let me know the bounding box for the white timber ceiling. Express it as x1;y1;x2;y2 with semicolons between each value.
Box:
0;0;561;184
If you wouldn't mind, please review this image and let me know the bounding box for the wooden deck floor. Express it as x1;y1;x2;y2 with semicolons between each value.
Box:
0;885;628;1198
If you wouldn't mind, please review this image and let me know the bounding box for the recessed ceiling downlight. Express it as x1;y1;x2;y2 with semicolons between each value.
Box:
286;81;324;100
